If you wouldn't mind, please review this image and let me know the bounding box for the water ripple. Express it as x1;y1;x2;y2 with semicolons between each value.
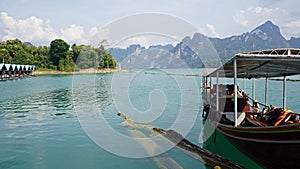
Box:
0;88;75;128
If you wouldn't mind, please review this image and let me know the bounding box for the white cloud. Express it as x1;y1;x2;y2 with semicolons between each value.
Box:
233;6;286;28
198;24;220;38
232;6;300;38
112;34;179;49
61;24;85;43
87;28;110;47
89;27;98;37
253;7;272;14
0;12;58;43
234;10;249;27
282;20;300;39
0;12;100;45
205;24;220;37
0;12;17;31
123;36;150;48
129;36;150;46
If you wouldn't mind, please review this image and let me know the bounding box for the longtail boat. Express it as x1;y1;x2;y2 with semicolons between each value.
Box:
202;48;300;169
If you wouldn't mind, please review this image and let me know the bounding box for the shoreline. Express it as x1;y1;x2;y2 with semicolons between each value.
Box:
35;68;128;75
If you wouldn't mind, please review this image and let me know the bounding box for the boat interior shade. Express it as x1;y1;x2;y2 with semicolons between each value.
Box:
207;48;300;78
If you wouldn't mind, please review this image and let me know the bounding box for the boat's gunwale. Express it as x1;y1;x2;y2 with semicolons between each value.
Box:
217;121;300;133
214;122;300;143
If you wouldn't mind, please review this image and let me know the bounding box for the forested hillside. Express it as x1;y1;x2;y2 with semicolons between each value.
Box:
0;39;117;71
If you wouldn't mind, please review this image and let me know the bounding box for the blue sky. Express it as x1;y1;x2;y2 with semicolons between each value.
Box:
0;0;299;47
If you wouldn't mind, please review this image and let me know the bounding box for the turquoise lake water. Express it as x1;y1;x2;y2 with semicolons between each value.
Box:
1;70;299;169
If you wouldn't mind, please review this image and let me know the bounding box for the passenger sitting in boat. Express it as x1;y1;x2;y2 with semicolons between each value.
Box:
224;84;245;97
226;85;234;95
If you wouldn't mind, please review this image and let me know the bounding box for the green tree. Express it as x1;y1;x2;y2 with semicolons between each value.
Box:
58;59;65;71
95;45;105;61
64;54;75;71
49;39;70;68
71;43;84;63
95;45;116;69
1;39;34;64
3;39;24;63
32;46;57;70
99;52;116;69
76;46;98;69
0;46;10;63
0;38;117;71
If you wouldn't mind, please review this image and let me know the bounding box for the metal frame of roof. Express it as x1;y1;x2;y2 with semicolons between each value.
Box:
206;48;300;78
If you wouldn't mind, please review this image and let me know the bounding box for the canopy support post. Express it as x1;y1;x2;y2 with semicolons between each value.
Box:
243;78;246;91
283;76;286;109
265;77;269;106
210;76;212;107
202;76;205;97
216;71;219;112
204;77;207;102
252;78;255;103
234;58;238;127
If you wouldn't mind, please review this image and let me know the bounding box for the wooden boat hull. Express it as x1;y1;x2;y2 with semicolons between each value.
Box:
216;123;300;169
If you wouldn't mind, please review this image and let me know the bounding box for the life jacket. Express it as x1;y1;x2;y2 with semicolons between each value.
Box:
274;109;293;126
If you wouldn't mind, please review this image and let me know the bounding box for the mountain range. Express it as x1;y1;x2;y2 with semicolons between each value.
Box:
109;20;300;68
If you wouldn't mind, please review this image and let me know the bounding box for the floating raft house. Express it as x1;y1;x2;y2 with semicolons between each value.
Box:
0;63;36;80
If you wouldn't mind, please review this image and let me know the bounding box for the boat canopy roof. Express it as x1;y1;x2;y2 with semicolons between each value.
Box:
206;48;300;78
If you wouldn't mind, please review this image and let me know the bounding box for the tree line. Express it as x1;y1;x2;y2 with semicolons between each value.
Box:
0;39;117;71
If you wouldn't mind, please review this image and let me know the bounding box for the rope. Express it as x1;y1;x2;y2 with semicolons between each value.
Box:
246;94;300;115
245;94;269;108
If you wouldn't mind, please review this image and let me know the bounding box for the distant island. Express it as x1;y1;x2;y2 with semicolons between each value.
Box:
0;38;117;72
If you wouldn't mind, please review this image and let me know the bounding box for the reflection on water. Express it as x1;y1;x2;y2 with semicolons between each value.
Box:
0;88;74;129
0;72;282;169
0;74;114;130
0;74;165;169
